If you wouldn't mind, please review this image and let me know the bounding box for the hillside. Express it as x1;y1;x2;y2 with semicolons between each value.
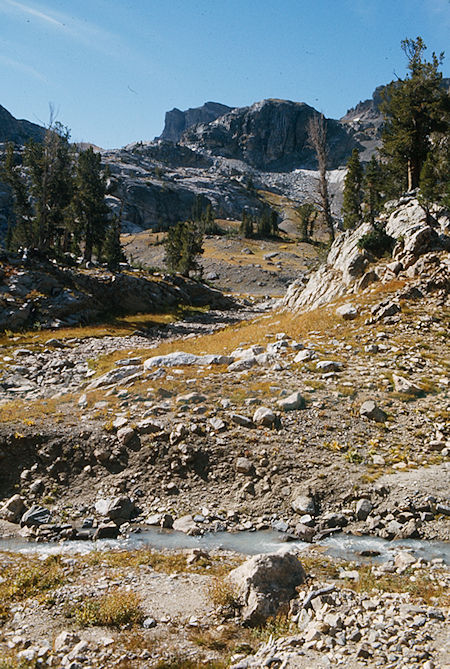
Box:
0;195;449;667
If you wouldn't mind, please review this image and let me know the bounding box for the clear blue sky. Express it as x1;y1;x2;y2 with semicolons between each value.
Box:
1;0;449;148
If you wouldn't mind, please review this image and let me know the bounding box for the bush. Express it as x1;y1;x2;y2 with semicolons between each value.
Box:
357;225;394;257
208;576;240;613
73;590;144;628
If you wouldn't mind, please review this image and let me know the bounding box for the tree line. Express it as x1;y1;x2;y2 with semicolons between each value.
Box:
1;119;123;271
300;37;449;244
342;37;449;231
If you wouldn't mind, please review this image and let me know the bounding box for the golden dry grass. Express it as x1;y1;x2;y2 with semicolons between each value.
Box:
0;311;179;351
81;549;242;576
72;589;144;628
0;395;76;425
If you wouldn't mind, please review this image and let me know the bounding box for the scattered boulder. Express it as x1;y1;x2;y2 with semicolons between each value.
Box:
176;392;207;404
316;360;343;373
227;357;257;372
94;523;119;540
228;552;306;626
294;349;315;363
106;496;135;524
394;551;416;573
356;498;373;521
20;505;51;527
236;457;254;475
277;391;305;411
392;374;422;395
230;414;255;428
173;515;200;535
116;426;137;445
87;364;143;389
144;352;232;369
209;417;227;432
0;494;27;523
359;400;387;422
252;407;276;427
137;417;163;434
336;304;358;320
291;494;316;515
294;523;315;542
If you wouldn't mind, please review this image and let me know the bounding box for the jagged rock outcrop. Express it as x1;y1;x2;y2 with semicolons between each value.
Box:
284;198;450;312
284;222;374;311
159;101;233;142
0;252;236;331
182;99;360;171
0;104;46;145
340;86;385;161
340;77;450;162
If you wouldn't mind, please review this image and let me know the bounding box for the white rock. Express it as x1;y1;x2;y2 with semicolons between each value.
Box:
316;360;343;372
231;345;265;359
112;416;128;430
336;304;358;320
117;426;136;445
227;357;257;372
0;494;27;523
176;392;206;404
294;349;315;363
277;392;305;411
228;552;306;626
252;407;276;427
87;365;143;389
78;393;88;408
292;495;316;515
144;352;232;369
392;374;422;395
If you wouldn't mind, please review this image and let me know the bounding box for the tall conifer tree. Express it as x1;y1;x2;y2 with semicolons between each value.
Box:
380;37;448;192
73;147;109;261
342;148;363;229
362;156;384;224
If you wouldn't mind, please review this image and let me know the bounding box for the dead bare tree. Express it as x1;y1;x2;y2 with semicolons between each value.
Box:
307;114;335;242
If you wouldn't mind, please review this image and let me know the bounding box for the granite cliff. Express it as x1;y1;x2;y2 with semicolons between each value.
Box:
181;98;360;171
158;101;232;142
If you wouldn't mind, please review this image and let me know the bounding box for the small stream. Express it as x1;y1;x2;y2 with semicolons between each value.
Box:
1;528;449;564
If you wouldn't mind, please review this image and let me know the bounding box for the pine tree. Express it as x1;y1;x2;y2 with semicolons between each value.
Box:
256;207;272;237
418;153;439;222
362;155;383;224
342;148;363;229
380;37;448;192
240;210;254;238
72;147;109;261
103;217;124;271
296;202;317;242
270;209;279;235
164;221;204;277
24;120;74;254
1;143;32;249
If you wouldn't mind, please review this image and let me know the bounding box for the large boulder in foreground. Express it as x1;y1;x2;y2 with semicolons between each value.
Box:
227;552;306;626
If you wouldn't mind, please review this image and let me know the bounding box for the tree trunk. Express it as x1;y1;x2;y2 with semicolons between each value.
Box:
408;159;420;191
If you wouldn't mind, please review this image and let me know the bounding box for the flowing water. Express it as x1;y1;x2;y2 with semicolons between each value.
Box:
1;528;449;564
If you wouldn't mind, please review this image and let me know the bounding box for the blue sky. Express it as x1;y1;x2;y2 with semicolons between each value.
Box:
1;0;449;148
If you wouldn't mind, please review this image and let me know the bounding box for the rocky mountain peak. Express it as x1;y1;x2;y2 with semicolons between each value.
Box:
0;104;46;145
181;97;360;171
158;101;233;142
